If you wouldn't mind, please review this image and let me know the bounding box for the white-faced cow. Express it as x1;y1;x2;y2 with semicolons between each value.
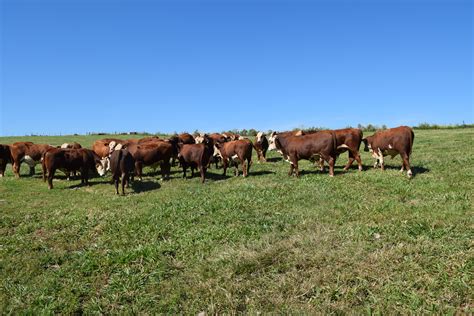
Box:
178;135;215;183
362;126;415;177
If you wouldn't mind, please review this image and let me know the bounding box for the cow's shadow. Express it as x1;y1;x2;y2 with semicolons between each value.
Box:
372;165;430;176
249;170;275;176
298;169;345;176
131;180;161;193
265;157;282;162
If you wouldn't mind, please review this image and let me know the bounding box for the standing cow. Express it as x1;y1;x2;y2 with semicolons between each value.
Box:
215;139;253;177
10;142;54;177
110;149;135;195
0;144;12;177
178;135;215;183
253;132;269;162
362;126;415;177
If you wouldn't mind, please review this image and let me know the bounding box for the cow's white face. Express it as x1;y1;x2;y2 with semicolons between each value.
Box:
213;145;222;158
256;132;264;143
195;135;204;144
60;143;70;149
96;157;109;176
268;134;278;151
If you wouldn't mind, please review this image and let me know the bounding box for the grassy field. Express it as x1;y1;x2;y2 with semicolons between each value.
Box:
0;129;473;313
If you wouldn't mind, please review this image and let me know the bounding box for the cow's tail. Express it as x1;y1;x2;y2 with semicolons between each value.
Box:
410;128;415;155
41;151;47;181
331;130;337;155
357;128;363;150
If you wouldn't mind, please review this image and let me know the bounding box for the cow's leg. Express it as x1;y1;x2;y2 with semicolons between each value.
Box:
160;161;170;180
135;161;143;181
191;165;195;178
42;161;47;182
379;153;385;171
48;168;55;189
401;153;412;178
182;163;187;178
328;156;335;177
222;158;228;176
288;160;294;176
247;157;251;176
114;176;119;195
0;161;6;177
343;151;355;171
13;160;21;178
354;152;363;171
199;165;206;183
121;172;127;195
319;158;325;172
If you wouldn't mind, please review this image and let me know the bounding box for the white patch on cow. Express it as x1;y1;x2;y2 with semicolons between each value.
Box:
115;143;123;151
337;144;349;150
268;135;278;151
195;135;204;143
388;144;393;149
407;169;413;178
295;130;303;136
238;136;245;140
213;145;222;158
256;131;263;142
60;143;69;149
96;157;109;176
231;154;239;161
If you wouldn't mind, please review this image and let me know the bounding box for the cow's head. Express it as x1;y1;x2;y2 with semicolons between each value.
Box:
95;157;110;176
195;133;205;144
256;131;264;143
268;132;279;151
362;137;372;152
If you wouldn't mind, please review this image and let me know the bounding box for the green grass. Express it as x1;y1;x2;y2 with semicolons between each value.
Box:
0;129;473;313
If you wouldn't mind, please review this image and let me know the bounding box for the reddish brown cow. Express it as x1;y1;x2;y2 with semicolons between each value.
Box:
178;133;195;144
253;132;269;162
178;135;214;183
222;132;240;141
215;139;252;177
316;128;363;172
362;126;415;177
10;142;54;177
126;141;173;180
0;144;12;177
42;148;107;189
273;130;338;177
92;138;126;158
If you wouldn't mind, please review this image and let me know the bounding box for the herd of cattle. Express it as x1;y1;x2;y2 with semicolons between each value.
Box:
0;126;415;194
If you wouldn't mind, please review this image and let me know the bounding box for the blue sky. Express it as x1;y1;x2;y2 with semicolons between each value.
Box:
1;0;472;136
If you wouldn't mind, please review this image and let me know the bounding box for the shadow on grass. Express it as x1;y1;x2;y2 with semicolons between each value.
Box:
131;180;161;193
265;157;282;162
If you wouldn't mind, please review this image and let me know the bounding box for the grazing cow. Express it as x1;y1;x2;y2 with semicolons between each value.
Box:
110;149;135;195
126;141;173;181
60;142;82;149
253;132;269;162
10;142;54;177
362;126;415;177
0;144;12;177
273;131;338;177
215;139;253;177
42;148;108;189
92;138;126;159
178;135;214;183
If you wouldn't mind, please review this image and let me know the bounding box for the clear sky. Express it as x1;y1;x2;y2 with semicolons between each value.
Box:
1;0;472;136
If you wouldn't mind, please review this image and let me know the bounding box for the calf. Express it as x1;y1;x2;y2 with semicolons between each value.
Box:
0;144;12;177
10;142;54;177
274;131;338;177
178;135;214;183
362;126;415;177
253;132;269;162
42;148;107;189
110;149;135;195
126;141;173;181
215;139;253;177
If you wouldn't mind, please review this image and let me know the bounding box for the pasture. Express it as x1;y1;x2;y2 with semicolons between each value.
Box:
0;128;472;313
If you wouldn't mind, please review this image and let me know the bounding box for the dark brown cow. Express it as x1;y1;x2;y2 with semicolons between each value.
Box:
215;139;252;177
110;149;135;195
178;135;214;183
253;132;269;162
42;148;107;189
126;141;173;181
92;138;126;159
178;133;195;144
0;144;12;177
362;126;415;177
273;131;338;177
10;142;54;177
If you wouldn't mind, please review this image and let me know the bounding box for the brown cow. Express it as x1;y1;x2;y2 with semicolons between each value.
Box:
0;144;12;177
10;142;54;177
268;130;304;160
92;138;126;159
253;132;269;162
60;142;82;149
178;135;214;183
178;133;195;144
362;126;415;177
215;139;252;177
42;148;107;189
126;141;173;181
222;132;240;141
273;130;338;177
110;149;135;195
195;133;228;168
